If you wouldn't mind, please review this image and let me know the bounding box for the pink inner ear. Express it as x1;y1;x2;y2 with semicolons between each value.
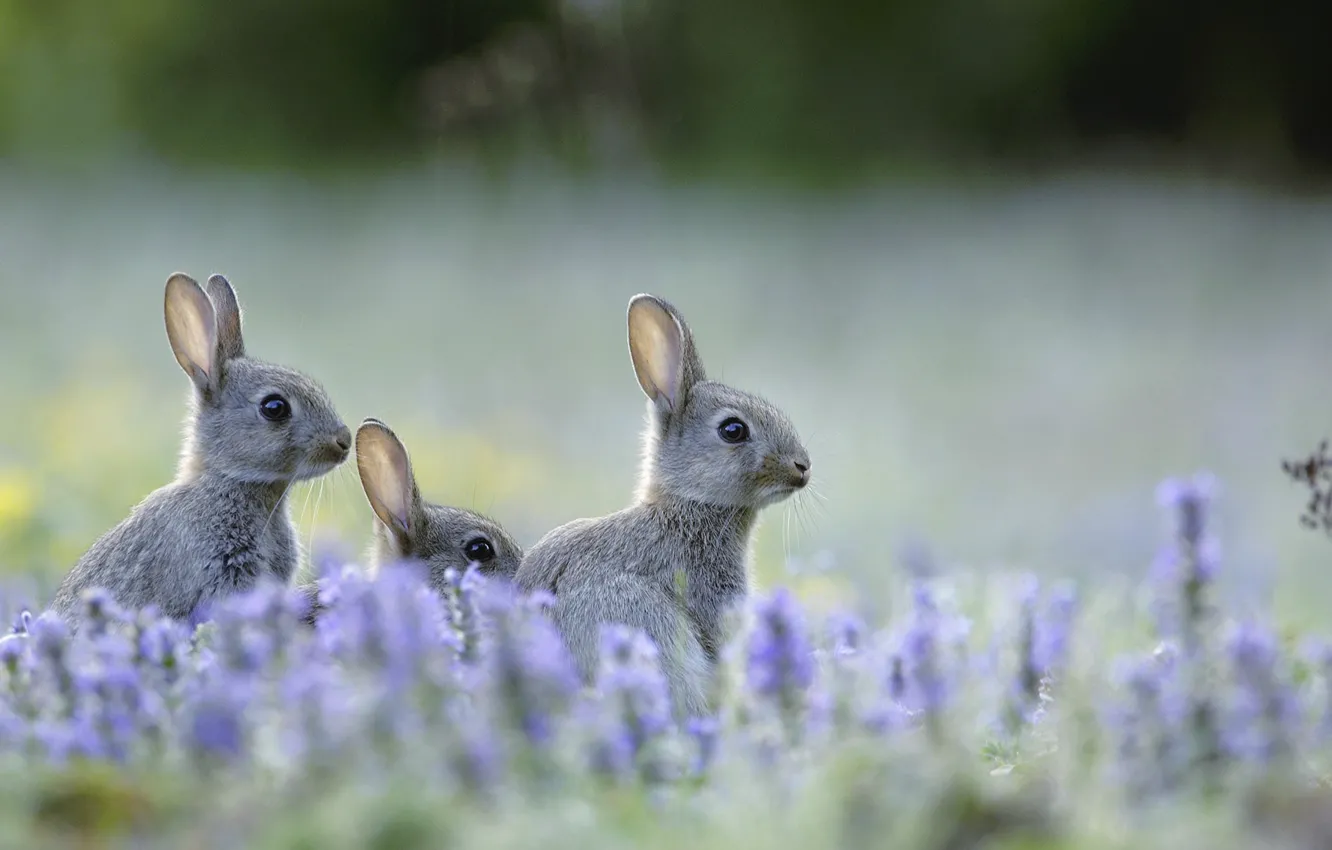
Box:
359;427;416;536
631;300;684;408
166;277;218;384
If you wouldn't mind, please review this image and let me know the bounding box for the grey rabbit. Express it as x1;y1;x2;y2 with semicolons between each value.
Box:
50;272;351;629
298;417;524;624
515;294;811;718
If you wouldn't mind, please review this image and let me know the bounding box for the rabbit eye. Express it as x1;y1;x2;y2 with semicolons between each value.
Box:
718;417;749;444
259;394;291;422
464;537;496;563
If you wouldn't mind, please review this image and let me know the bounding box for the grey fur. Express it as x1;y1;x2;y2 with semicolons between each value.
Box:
515;294;810;718
298;418;523;625
51;273;350;629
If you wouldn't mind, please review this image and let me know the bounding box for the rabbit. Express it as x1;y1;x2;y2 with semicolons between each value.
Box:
514;293;811;719
297;417;524;624
50;272;352;630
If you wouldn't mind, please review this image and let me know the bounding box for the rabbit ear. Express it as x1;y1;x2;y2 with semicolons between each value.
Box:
356;419;420;544
205;274;245;361
164;273;220;395
628;294;705;413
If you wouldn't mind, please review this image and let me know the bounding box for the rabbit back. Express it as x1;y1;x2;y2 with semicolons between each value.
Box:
552;566;711;718
520;511;711;717
517;501;753;716
53;456;299;625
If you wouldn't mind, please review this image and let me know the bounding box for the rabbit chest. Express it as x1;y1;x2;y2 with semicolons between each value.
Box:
193;482;299;591
655;502;757;663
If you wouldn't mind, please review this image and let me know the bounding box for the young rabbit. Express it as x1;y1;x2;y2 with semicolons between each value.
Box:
50;273;352;629
515;294;811;718
297;418;524;624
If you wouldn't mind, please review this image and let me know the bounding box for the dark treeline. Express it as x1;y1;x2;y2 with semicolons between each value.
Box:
3;0;1331;178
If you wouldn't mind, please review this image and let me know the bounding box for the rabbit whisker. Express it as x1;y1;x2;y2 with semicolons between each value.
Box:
804;479;828;505
781;501;792;563
306;477;324;565
714;505;743;573
794;492;819;542
260;467;303;539
296;478;315;547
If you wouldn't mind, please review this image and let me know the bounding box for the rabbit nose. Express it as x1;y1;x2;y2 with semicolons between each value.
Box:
792;455;811;484
333;427;353;453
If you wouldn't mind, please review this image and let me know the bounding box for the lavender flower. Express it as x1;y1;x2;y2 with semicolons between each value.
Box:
0;467;1315;824
446;704;504;796
1107;653;1187;799
587;625;674;782
746;588;816;742
825;611;868;662
1147;473;1227;788
482;597;580;750
1224;622;1299;765
187;689;247;763
79;587;125;639
686;716;721;777
1001;578;1078;738
1152;473;1221;650
890;582;968;738
441;564;487;665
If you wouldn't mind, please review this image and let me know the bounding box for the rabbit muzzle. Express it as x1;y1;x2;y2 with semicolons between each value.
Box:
301;430;353;476
754;451;811;503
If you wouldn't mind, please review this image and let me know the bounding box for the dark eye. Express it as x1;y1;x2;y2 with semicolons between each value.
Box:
718;417;749;444
464;537;495;563
259;394;291;422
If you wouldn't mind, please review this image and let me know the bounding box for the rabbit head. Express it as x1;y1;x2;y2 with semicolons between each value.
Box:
355;418;523;583
165;273;351;484
628;294;810;510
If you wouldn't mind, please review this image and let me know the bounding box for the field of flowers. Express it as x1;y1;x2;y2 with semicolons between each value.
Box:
0;472;1328;848
3;169;1332;847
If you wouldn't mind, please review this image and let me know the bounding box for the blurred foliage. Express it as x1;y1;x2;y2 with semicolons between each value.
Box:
2;0;1332;178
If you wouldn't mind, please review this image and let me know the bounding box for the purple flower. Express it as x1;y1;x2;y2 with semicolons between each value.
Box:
1038;585;1077;670
746;588;815;738
33;715;102;764
79;588;125;638
316;562;454;683
685;716;720;777
1223;622;1299;764
887;653;907;703
587;625;674;782
441;565;487;664
825;611;868;661
1156;473;1219;548
895;535;938;580
1001;578;1078;737
1151;473;1223;657
135;614;189;680
483;599;580;749
29;614;68;659
892;583;963;730
447;706;504;796
1106;654;1185;797
186;599;214;631
188;695;246;762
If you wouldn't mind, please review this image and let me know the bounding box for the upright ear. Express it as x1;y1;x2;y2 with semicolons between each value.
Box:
164;273;219;395
205;274;245;361
356;418;420;545
627;294;705;413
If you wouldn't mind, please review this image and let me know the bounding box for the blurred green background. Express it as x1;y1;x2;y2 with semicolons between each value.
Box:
1;0;1330;623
